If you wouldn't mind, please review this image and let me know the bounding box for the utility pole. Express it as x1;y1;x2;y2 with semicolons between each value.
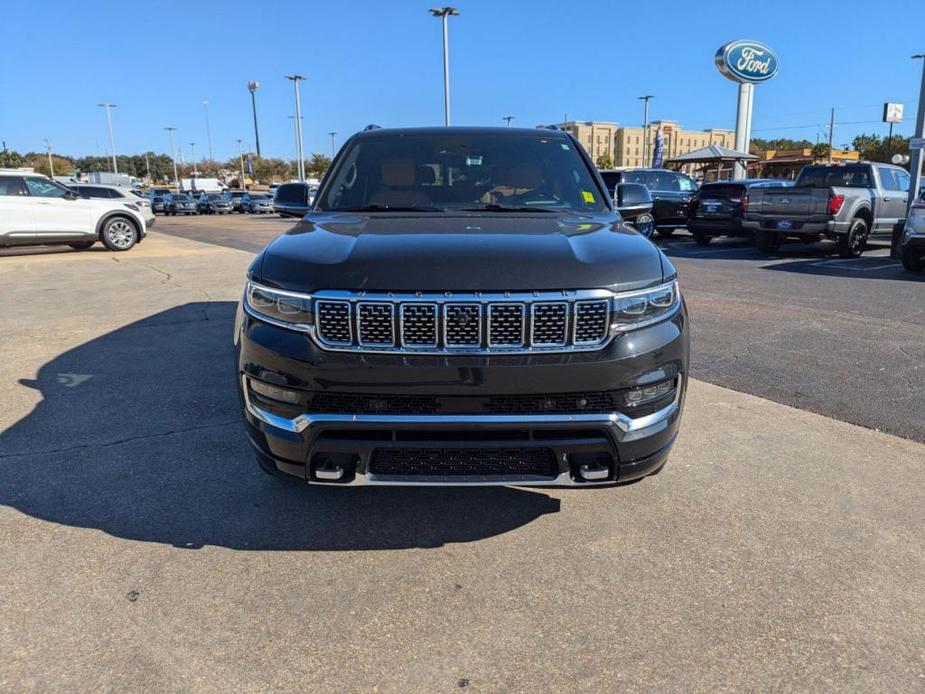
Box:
190;142;197;175
502;116;514;127
202;98;213;162
144;152;151;181
328;131;337;158
237;139;247;192
639;95;654;166
164;127;179;187
285;75;306;182
247;81;262;158
429;7;459;126
827;107;835;163
97;103;118;174
43;139;54;178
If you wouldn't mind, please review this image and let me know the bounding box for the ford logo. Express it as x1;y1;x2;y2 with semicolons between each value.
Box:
715;40;779;84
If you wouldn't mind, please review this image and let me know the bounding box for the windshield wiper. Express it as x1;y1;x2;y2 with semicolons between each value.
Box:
460;204;558;213
335;204;445;212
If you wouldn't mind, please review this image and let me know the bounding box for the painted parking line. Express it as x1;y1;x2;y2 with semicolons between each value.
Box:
809;259;898;272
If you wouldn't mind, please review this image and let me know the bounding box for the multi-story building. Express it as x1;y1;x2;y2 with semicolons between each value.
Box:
559;120;735;168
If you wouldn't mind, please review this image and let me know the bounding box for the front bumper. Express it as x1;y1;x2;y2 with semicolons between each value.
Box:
235;304;688;487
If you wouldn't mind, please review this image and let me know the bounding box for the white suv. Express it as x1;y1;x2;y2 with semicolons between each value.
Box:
0;172;147;252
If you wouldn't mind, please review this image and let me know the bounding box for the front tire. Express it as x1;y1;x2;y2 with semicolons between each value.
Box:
100;217;138;252
68;241;95;251
837;217;868;258
691;229;712;246
755;229;782;254
655;228;675;239
902;246;924;272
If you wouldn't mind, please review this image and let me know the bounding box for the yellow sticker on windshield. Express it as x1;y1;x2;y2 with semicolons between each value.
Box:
581;190;596;203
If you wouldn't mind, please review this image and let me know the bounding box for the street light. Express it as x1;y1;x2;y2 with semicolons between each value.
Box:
164;127;179;186
190;142;197;175
236;139;247;192
638;95;654;166
97;103;118;174
328;131;337;158
288;116;302;177
285;74;306;182
43;139;54;178
502;116;514;127
247;81;262;158
428;7;459;126
202;98;213;162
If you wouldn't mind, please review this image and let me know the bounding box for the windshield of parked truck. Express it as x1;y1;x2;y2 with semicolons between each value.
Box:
318;131;609;213
796;165;872;188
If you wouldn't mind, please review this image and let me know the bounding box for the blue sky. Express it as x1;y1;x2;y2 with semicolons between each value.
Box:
1;0;923;161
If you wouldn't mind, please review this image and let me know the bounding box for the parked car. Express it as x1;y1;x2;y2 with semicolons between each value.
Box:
70;183;155;228
687;179;792;245
241;193;274;213
198;192;232;214
224;190;248;213
599;168;698;238
236;126;688;487
900;189;925;272
164;192;198;216
0;171;147;251
273;182;313;217
613;182;655;238
743;162;912;257
147;187;172;214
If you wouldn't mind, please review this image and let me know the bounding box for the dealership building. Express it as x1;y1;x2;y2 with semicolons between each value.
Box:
559;120;736;167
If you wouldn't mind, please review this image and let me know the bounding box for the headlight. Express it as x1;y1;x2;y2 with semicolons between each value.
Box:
124;203;140;211
611;281;680;332
243;280;314;332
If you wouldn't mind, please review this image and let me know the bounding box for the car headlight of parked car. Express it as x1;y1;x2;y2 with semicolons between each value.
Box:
611;281;680;333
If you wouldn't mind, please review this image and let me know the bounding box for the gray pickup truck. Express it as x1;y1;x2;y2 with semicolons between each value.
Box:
742;162;912;257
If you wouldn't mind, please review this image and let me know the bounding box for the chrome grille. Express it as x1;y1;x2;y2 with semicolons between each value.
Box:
400;303;437;346
531;302;568;346
488;303;525;347
444;303;481;347
574;301;610;344
316;301;351;344
311;290;619;354
357;302;395;346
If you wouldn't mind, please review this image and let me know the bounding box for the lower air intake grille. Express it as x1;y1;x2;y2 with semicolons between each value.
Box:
369;447;558;477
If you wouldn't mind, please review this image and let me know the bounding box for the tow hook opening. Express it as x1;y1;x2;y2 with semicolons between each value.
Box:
568;452;615;482
309;453;358;483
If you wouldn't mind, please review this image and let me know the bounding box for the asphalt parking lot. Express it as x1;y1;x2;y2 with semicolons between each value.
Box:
1;220;923;692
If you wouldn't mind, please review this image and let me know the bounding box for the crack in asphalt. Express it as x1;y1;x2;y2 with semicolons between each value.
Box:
0;420;240;460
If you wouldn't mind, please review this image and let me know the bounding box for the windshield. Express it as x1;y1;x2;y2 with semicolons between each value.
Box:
317;132;608;213
796;165;872;188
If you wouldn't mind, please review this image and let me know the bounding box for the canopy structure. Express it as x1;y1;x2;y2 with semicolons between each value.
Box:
666;145;759;181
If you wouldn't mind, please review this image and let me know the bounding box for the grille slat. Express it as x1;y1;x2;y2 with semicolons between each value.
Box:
444;303;481;347
531;302;568;346
400;303;438;347
357;302;395;346
574;301;610;344
369;447;558;477
488;303;525;347
316;301;352;344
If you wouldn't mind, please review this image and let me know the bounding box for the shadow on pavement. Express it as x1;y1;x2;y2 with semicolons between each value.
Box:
0;302;559;551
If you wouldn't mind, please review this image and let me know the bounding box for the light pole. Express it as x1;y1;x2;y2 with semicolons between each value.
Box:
202;98;213;162
43;139;54;178
247;81;262;158
909;54;925;217
288;116;301;178
164;127;179;187
638;95;654;166
328;131;337;158
285;74;306;182
237;139;247;191
97;103;118;174
429;7;458;126
190;142;197;175
502;116;514;127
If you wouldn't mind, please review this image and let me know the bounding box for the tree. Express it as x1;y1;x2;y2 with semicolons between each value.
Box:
751;138;814;154
595;153;614;169
27;154;75;177
305;153;332;179
851;132;910;163
811;143;830;160
0;149;25;168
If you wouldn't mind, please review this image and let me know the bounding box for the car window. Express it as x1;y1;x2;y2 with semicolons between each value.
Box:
796;165;872;188
320;133;607;212
877;167;900;191
895;170;911;193
0;176;27;196
24;178;71;198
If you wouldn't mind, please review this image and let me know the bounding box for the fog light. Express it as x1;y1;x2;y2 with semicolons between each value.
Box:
249;379;301;404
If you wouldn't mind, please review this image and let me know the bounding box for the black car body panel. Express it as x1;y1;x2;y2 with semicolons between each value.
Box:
235;126;689;487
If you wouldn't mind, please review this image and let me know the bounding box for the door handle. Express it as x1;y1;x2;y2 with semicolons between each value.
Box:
37;201;52;205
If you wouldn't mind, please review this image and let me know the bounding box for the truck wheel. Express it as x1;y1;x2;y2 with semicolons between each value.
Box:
837;218;868;258
902;247;924;272
100;217;138;251
68;241;95;251
655;228;675;239
755;229;782;254
691;229;712;246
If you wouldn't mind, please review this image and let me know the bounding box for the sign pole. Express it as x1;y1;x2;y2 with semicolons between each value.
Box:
733;83;751;179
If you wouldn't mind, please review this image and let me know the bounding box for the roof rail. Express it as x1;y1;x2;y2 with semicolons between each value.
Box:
363;124;381;131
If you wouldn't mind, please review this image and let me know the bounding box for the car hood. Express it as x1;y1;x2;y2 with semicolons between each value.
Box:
256;212;666;293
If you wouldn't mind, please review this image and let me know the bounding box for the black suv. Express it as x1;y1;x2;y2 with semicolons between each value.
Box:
599;168;698;238
235;127;689;487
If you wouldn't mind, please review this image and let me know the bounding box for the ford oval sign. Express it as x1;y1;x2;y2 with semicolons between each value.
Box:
715;40;779;83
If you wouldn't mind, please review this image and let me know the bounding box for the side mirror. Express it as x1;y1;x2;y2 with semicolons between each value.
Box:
64;190;79;200
615;183;652;212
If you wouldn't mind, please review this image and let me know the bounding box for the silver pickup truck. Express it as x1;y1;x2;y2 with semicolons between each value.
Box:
742;162;912;257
